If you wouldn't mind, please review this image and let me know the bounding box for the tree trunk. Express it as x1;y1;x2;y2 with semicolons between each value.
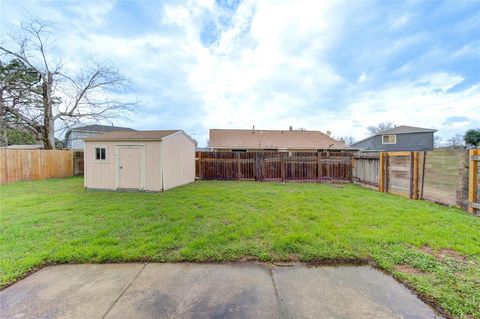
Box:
42;73;55;149
0;88;7;147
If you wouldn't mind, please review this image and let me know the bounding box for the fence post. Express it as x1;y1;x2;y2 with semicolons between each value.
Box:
379;152;385;192
198;151;202;180
236;152;241;179
317;151;320;182
351;154;355;182
468;149;479;214
412;151;419;199
281;152;285;182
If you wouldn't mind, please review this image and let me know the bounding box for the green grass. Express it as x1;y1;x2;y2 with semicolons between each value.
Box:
1;177;479;318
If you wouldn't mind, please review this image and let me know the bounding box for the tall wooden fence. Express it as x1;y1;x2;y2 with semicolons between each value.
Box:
0;149;74;184
196;151;353;183
353;149;480;215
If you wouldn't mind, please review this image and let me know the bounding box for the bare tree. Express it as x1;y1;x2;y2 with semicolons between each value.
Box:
367;122;395;135
0;19;135;149
339;136;355;146
434;135;443;148
444;134;465;149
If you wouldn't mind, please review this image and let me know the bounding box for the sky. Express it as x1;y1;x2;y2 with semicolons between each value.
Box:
1;0;479;146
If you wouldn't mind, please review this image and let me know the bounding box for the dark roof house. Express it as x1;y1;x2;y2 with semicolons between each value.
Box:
209;128;347;151
64;125;136;150
351;125;437;151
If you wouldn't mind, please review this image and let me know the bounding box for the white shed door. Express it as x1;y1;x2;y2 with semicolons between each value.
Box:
117;146;144;190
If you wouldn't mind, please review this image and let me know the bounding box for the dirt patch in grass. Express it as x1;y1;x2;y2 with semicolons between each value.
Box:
420;246;468;262
395;264;425;275
438;249;468;262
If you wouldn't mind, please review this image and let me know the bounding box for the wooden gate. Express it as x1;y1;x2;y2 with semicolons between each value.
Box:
196;151;353;182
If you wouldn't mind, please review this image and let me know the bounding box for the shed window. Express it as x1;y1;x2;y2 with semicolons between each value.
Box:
95;147;106;160
382;135;396;144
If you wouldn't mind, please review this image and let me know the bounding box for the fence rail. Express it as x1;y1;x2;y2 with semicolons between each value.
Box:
196;151;353;183
0;149;73;184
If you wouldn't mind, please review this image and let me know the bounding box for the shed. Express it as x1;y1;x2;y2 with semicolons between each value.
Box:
83;130;196;191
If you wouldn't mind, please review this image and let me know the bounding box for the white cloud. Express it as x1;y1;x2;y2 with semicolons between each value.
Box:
390;14;411;29
357;72;367;83
66;0;116;27
419;72;465;92
337;73;480;140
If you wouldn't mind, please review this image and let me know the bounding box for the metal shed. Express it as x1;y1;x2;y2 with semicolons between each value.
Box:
83;130;196;191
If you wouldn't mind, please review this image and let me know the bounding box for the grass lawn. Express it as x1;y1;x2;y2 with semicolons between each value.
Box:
1;177;479;318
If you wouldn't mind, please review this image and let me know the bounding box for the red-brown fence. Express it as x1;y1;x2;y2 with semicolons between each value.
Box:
196;151;353;182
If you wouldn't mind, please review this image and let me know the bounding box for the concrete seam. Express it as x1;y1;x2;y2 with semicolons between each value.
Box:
268;266;286;319
101;263;147;319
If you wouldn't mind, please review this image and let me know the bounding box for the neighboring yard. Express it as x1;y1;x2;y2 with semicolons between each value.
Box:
0;178;479;318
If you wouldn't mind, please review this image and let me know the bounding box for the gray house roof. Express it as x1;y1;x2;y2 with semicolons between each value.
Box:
83;130;181;141
352;125;437;146
379;125;437;135
65;124;135;140
68;125;136;134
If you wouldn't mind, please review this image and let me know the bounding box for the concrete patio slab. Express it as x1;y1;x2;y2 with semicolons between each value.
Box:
0;262;443;319
104;263;281;319
0;263;143;319
272;264;441;319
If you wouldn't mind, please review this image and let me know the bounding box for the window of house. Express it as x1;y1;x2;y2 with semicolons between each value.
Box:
95;147;106;160
382;135;396;144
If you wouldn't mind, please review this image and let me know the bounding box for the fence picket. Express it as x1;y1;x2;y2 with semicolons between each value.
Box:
196;151;353;183
0;149;73;184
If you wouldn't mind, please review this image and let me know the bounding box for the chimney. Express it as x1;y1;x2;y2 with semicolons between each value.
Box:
289;126;293;131
326;131;331;136
252;125;255;131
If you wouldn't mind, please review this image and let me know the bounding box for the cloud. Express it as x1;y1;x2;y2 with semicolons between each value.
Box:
341;74;480;140
1;0;479;146
443;116;470;125
390;14;411;29
357;73;367;84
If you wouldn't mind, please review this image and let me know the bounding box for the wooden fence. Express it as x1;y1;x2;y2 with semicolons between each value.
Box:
353;149;480;215
352;153;380;189
196;151;353;183
0;149;74;184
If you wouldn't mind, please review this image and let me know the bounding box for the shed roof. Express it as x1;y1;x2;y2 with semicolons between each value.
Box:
84;130;181;141
209;129;346;149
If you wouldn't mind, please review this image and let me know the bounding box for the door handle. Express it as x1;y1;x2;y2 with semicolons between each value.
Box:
119;166;123;169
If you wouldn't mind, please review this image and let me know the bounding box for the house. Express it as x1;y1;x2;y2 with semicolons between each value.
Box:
351;126;437;151
64;125;136;150
83;130;196;191
208;128;348;151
